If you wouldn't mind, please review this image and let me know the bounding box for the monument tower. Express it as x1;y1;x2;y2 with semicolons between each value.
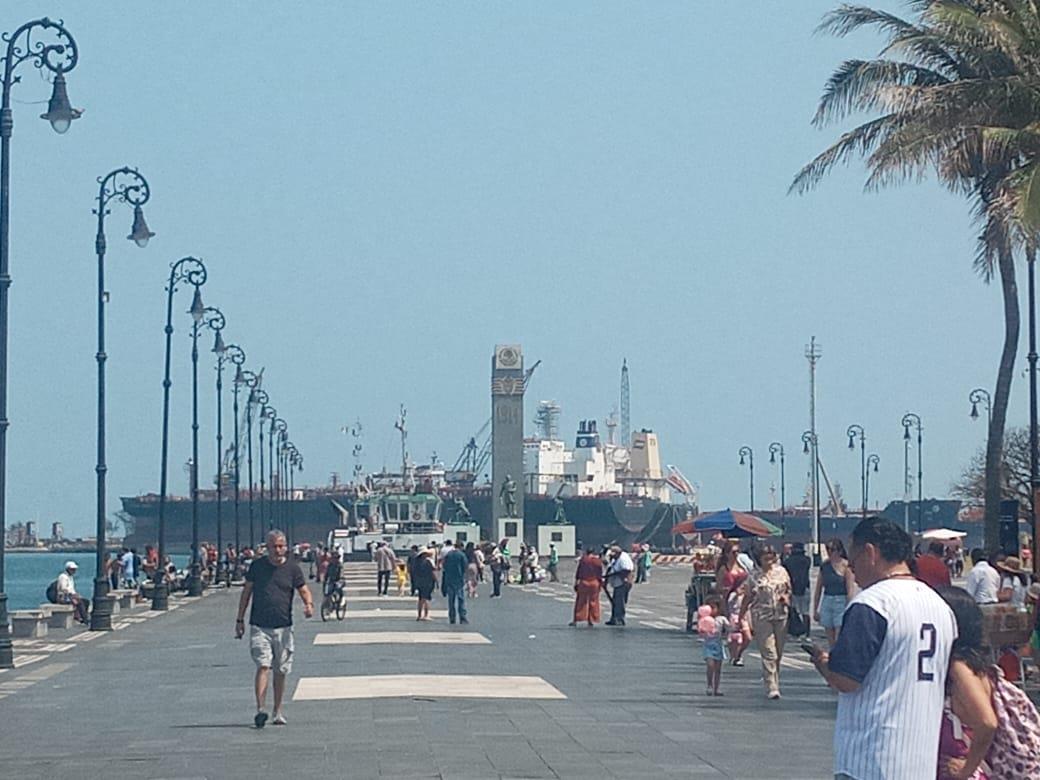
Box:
491;344;524;544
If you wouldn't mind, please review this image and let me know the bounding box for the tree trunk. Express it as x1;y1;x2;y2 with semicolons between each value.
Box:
985;246;1020;550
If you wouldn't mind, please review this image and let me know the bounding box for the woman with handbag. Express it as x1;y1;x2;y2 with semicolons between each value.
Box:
739;544;791;700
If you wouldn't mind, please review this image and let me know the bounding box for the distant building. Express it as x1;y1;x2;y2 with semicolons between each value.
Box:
51;521;64;541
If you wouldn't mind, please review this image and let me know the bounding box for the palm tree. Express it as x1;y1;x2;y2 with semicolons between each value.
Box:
792;1;1040;548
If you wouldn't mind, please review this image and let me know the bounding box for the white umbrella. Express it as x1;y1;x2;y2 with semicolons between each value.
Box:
920;528;967;541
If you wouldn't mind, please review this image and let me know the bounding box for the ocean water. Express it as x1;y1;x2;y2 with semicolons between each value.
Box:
3;551;188;611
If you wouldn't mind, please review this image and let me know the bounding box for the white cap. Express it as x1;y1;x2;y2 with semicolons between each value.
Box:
65;560;78;570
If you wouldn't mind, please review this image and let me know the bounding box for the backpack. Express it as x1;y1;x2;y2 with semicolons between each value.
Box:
45;580;59;604
987;666;1040;778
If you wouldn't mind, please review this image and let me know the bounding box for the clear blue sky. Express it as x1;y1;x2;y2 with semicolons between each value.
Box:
2;2;1016;537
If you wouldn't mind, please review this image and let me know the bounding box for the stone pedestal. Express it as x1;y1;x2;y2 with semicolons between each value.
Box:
496;517;524;557
444;523;482;546
537;524;576;557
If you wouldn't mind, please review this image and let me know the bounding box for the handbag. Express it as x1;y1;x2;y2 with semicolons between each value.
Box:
787;604;808;637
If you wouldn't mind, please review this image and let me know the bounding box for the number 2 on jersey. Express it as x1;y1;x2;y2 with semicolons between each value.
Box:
917;623;936;681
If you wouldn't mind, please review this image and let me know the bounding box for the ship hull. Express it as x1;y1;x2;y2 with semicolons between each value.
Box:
121;491;675;552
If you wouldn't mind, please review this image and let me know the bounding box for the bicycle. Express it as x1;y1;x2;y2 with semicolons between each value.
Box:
320;581;347;622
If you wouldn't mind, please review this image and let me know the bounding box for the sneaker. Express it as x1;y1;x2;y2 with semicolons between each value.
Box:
459;618;469;624
272;713;287;726
254;711;268;729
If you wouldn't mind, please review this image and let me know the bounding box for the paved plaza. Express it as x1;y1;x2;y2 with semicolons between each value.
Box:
0;561;839;779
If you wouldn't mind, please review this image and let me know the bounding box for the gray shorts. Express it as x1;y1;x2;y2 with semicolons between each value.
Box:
249;625;294;675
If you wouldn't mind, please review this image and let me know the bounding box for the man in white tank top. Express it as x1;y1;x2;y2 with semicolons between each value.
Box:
810;517;957;780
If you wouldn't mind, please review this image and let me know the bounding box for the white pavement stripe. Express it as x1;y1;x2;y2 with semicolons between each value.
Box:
347;595;415;602
314;632;491;646
343;609;449;619
293;674;566;701
11;654;46;667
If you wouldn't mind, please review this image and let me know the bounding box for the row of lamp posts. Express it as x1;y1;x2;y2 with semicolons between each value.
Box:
0;17;304;665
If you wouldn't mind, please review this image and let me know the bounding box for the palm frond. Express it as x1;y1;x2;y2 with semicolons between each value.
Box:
817;5;922;40
813;59;949;126
790;115;901;194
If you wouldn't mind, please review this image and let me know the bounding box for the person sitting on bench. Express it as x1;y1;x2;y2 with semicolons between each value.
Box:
56;561;89;625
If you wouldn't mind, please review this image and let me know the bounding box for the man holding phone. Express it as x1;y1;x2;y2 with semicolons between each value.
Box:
809;517;955;780
235;529;314;728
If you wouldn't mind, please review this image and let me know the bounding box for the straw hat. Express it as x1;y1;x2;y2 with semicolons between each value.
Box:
999;556;1025;575
1027;582;1040;602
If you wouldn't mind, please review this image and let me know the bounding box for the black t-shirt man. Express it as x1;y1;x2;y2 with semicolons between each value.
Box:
244;556;306;629
783;552;812;596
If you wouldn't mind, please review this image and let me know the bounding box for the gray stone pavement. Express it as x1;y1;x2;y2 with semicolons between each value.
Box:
0;561;839;779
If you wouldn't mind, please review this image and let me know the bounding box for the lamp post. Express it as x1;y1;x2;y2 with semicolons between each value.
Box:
153;257;206;611
768;442;785;531
290;447;302;545
272;417;286;530
89;167;154;633
0;17;80;668
738;446;754;512
902;412;923;532
202;307;225;584
185;289;207;598
969;388;992;427
240;373;259;548
257;396;272;535
802;430;820;564
846;424;866;519
865;454;880;516
285;442;297;544
1030;247;1040;574
225;345;245;565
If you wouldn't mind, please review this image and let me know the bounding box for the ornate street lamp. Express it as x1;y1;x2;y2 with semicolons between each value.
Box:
257;395;273;537
153;257;206;611
203;307;225;584
285;442;297;544
738;446;754;512
239;373;260;548
225;345;246;564
865;454;880;516
802;430;821;564
847;424;867;519
185;288;208;597
274;418;287;536
769;442;785;531
0;16;80;668
902;412;923;532
969;388;992;426
289;447;302;546
89;167;153;633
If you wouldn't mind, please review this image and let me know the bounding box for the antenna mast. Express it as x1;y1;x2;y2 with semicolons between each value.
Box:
620;359;631;448
806;337;822;563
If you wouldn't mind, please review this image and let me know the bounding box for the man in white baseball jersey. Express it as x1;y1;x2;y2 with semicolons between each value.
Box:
811;517;956;780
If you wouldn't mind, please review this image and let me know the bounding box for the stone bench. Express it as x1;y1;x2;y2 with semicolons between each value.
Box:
109;590;135;610
39;603;76;630
10;610;48;639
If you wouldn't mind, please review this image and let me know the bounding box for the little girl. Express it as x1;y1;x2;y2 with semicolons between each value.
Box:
395;561;408;596
698;595;730;696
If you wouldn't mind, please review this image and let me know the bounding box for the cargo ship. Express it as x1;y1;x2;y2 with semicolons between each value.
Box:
121;409;694;553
